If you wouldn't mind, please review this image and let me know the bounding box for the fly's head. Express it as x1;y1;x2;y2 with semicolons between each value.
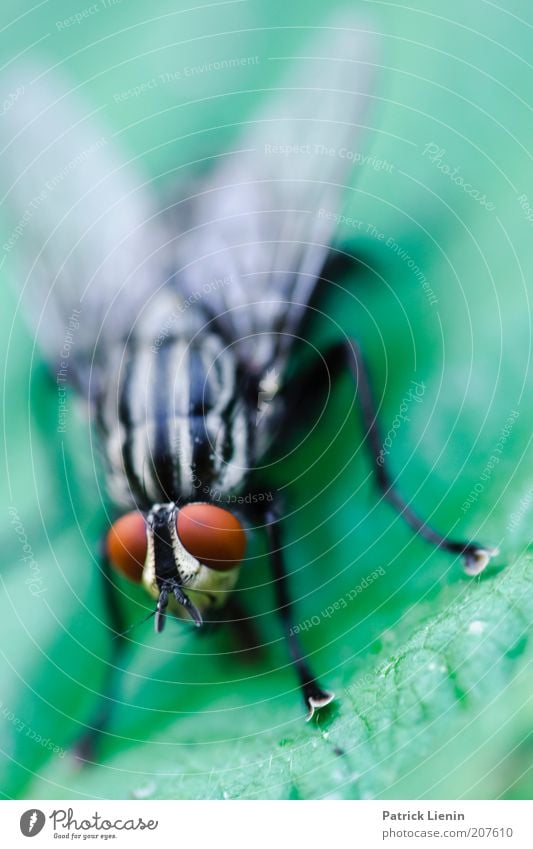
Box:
106;501;246;632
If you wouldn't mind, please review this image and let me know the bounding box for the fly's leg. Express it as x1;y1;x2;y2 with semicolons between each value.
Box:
331;338;497;575
170;584;202;628
265;507;334;720
154;587;169;633
201;597;265;660
73;545;128;763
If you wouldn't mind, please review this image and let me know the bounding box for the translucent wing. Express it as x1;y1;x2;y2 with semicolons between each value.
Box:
2;15;375;397
175;14;376;376
0;61;170;396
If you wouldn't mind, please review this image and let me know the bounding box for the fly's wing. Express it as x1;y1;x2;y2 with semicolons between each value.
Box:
175;14;375;378
0;61;172;398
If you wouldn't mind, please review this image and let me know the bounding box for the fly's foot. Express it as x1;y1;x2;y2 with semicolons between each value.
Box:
462;546;499;576
303;682;335;721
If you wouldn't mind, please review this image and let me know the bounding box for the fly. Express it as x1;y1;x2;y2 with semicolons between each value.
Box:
2;15;497;754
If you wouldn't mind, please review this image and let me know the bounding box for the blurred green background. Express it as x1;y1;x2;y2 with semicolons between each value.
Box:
1;0;532;799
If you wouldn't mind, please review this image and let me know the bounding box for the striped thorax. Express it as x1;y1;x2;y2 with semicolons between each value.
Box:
96;293;254;512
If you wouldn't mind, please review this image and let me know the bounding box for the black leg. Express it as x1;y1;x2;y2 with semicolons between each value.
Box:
73;544;128;763
265;507;334;720
326;339;497;575
225;597;265;658
171;582;202;627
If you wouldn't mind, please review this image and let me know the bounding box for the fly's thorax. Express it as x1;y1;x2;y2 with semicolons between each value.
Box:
97;329;254;510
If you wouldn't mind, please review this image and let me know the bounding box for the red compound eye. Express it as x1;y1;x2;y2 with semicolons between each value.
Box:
106;511;147;583
177;504;246;572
